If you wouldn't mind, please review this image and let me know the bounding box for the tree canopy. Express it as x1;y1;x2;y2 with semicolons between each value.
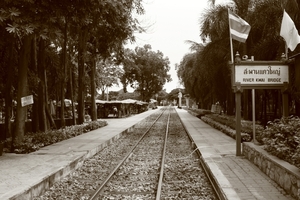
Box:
0;0;145;147
178;0;299;118
121;44;171;101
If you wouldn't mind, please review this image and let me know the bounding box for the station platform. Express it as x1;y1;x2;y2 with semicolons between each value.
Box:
0;107;294;200
176;108;293;200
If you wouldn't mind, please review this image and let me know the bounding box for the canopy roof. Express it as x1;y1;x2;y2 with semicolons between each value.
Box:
95;99;148;105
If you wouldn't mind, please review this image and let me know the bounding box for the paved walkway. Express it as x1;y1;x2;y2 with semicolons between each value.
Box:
176;108;294;200
0;108;159;200
0;107;295;200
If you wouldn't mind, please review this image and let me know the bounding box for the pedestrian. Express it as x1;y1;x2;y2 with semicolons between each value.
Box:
113;106;118;117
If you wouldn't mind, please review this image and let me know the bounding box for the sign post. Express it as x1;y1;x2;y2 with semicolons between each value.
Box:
234;82;242;156
232;60;289;156
252;89;256;143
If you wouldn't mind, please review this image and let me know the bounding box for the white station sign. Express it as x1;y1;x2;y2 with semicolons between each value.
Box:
235;64;289;85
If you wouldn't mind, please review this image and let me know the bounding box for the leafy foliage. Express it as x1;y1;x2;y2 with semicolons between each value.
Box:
5;120;107;154
187;108;212;118
201;114;255;142
95;58;123;96
262;116;300;168
190;108;300;169
0;0;145;142
121;45;171;101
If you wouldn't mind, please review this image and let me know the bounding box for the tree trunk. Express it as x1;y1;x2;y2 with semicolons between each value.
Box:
70;61;76;125
60;22;68;128
45;105;57;129
4;91;12;140
37;39;47;131
60;68;66;127
38;81;47;130
90;56;97;121
3;36;15;141
78;28;88;124
31;35;40;133
13;35;32;146
44;58;50;127
32;96;39;132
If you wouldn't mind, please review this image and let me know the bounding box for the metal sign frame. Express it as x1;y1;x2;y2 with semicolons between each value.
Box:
231;61;289;89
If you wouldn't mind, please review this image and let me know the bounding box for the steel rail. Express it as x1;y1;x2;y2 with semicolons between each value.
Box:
176;108;221;200
89;107;168;200
155;108;171;200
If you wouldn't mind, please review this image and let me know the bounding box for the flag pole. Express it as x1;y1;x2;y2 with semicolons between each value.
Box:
228;8;234;63
283;9;288;59
285;42;288;59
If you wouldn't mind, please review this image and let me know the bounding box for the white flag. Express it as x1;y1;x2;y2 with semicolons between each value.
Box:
280;10;300;51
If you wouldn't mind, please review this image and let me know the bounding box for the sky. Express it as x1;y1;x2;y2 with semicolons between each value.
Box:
111;0;231;93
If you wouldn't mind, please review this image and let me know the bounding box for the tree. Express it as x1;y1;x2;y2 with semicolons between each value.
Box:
177;41;211;108
0;0;43;145
199;4;239;114
0;0;76;146
177;52;211;109
96;58;123;100
179;0;299;120
0;0;145;148
74;0;144;123
122;45;171;101
155;90;168;105
0;28;17;141
14;35;32;145
116;90;140;101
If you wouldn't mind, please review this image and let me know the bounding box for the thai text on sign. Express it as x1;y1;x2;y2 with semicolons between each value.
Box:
235;64;289;85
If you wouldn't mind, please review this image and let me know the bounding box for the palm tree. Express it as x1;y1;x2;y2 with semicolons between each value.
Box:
199;0;300;120
199;4;236;114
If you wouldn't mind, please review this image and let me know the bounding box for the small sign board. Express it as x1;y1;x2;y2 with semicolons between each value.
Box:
21;95;34;107
234;61;289;88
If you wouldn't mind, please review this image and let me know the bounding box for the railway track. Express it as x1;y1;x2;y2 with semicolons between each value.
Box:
89;107;169;199
35;107;218;200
